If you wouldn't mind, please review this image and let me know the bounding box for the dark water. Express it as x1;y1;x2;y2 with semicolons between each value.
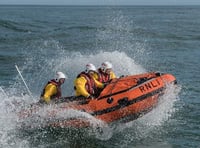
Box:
0;5;199;148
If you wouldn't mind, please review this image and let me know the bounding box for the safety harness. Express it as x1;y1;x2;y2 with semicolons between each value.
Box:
76;72;97;95
98;68;111;83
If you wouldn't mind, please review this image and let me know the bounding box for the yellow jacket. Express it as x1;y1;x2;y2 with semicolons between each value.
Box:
110;71;117;79
109;71;117;79
74;73;104;98
41;81;60;103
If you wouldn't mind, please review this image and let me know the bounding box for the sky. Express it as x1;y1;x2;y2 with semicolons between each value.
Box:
0;0;200;5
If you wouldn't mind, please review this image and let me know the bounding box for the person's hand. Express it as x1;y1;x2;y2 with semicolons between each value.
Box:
103;82;109;88
120;75;124;78
87;95;95;100
103;80;112;88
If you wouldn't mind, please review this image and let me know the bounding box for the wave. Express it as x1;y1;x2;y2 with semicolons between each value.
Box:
0;6;184;147
67;25;97;31
0;19;30;32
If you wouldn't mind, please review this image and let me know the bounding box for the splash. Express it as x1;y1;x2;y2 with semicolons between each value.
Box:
0;6;180;147
0;87;30;147
0;37;147;146
0;40;181;146
14;39;146;98
110;83;181;145
17;103;113;140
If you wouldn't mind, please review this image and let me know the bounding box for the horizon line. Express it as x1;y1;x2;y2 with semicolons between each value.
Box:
0;4;200;6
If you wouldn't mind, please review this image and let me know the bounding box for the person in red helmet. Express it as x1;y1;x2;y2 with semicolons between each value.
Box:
40;71;66;104
74;63;104;99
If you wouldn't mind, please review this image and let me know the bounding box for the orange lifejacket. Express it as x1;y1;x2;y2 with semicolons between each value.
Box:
41;79;61;99
98;68;110;83
77;72;97;95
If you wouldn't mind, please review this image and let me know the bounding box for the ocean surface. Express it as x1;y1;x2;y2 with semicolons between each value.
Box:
0;5;199;148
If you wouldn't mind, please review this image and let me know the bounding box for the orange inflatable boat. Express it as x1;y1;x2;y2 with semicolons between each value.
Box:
18;72;177;129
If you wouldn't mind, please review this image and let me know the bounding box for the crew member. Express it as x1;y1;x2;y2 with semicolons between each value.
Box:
97;61;116;83
74;63;104;99
40;71;66;104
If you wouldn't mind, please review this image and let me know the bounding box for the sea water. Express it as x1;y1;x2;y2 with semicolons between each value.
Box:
0;5;199;148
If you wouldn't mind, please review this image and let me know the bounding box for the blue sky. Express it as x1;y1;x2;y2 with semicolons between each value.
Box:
0;0;200;5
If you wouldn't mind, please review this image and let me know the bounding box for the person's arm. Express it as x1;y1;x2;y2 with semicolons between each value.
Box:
75;77;90;98
110;71;117;79
94;78;104;88
90;73;103;88
43;84;57;103
93;72;99;80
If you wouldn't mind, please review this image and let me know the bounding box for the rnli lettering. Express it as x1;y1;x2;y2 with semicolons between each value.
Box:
139;79;160;93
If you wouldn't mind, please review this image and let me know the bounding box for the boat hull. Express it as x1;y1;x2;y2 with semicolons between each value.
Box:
17;72;176;128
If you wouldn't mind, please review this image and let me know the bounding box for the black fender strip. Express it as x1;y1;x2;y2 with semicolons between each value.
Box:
97;77;154;100
91;87;164;116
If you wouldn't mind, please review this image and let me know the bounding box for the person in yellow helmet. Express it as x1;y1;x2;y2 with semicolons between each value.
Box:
97;61;116;83
74;63;104;99
40;71;66;104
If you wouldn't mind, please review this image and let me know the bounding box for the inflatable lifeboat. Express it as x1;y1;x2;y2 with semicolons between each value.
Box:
17;72;177;129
